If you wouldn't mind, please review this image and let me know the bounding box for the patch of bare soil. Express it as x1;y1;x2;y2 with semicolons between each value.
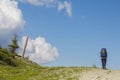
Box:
79;69;120;80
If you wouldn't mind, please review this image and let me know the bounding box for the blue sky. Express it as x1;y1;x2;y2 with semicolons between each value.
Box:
17;0;120;69
0;0;120;69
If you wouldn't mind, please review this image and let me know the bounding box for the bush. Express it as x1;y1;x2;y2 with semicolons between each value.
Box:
0;49;17;67
4;59;17;67
0;48;8;54
93;64;97;68
0;52;9;61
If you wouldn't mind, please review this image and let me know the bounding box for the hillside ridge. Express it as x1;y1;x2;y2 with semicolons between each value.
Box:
0;48;120;80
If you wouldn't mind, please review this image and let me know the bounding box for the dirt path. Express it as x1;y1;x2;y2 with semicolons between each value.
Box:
79;69;120;80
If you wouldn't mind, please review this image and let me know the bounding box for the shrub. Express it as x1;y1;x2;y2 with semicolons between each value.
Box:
4;59;17;67
0;50;17;67
93;64;97;68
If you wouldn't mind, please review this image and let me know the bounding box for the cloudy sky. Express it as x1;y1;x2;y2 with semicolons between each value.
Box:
0;0;120;69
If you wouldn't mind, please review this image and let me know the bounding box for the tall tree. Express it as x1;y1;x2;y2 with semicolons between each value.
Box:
8;35;19;54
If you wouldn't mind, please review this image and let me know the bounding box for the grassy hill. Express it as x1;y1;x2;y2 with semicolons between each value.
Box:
1;64;120;80
0;58;94;80
0;47;94;80
1;48;120;80
0;57;93;80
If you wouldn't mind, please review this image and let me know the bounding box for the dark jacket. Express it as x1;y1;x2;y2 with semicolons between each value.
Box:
100;48;107;59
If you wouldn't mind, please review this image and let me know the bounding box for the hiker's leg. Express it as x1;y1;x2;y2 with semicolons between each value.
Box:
103;59;106;69
104;59;106;69
101;59;104;69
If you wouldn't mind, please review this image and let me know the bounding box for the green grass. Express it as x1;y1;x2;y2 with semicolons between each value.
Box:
0;48;98;80
0;60;96;80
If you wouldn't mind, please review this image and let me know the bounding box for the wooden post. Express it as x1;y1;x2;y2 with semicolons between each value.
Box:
22;36;29;58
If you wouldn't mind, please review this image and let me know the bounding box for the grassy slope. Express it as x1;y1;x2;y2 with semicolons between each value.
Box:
1;51;120;80
0;48;97;80
0;58;96;80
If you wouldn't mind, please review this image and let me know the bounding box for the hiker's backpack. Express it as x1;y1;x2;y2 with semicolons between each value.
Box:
100;48;107;57
101;53;107;57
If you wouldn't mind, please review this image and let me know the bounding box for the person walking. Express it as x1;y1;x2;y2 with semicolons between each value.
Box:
100;48;107;69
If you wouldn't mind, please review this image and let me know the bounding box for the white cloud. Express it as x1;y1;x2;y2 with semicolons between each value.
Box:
58;1;72;17
20;36;59;64
20;0;57;7
0;0;25;45
19;0;72;16
0;0;59;64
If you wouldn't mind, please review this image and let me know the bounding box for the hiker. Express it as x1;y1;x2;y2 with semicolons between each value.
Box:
100;48;107;69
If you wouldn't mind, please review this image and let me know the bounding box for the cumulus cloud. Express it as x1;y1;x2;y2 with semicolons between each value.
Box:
19;0;72;16
0;0;25;45
0;0;59;64
20;36;59;64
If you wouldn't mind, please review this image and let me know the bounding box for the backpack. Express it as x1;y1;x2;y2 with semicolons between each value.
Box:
100;48;107;57
101;53;107;57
